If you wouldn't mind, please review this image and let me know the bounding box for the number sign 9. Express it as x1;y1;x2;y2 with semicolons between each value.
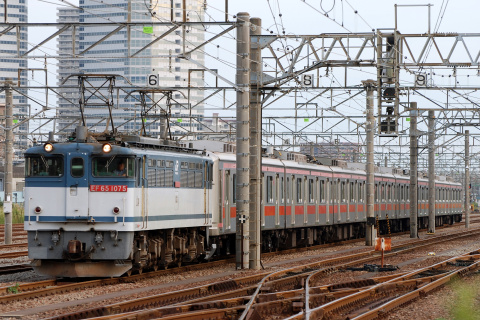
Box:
415;73;427;87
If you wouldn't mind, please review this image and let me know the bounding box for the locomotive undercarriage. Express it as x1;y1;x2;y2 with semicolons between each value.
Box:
131;227;211;273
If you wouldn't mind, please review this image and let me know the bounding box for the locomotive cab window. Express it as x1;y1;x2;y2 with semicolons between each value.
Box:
26;155;64;177
92;156;134;177
71;157;84;177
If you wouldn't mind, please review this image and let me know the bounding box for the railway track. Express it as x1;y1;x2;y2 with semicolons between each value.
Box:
10;226;478;320
0;264;32;276
0;250;28;259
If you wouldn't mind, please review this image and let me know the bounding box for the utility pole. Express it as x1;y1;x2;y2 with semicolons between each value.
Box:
4;79;13;245
363;80;376;246
428;110;435;234
249;17;261;270
465;130;470;228
235;12;250;270
409;102;418;239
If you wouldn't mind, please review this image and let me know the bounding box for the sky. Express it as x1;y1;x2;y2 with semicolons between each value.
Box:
20;0;480;174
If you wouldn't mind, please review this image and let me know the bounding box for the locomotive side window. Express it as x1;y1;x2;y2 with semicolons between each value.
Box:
71;157;84;177
26;155;64;177
92;156;134;177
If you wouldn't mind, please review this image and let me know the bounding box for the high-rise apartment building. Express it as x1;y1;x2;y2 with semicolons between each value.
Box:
56;0;205;138
0;0;29;162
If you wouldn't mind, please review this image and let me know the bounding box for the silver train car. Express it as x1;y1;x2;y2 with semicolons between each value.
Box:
24;135;463;277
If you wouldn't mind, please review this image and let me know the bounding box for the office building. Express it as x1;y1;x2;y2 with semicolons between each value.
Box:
0;0;29;161
56;0;205;138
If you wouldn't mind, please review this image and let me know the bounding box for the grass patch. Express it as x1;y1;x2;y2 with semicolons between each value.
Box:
0;203;25;224
444;277;480;320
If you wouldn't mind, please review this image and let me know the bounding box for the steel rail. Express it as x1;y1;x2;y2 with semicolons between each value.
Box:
239;227;480;319
308;252;480;319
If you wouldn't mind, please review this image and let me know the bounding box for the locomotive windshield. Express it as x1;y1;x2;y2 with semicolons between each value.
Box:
92;156;134;177
25;155;64;177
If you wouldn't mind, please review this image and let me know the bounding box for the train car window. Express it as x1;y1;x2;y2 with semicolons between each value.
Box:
280;177;284;203
332;181;337;203
166;160;174;168
267;176;273;203
157;160;165;167
232;174;236;203
181;162;188;169
148;159;156;167
320;180;325;202
400;185;404;201
340;182;345;202
387;185;391;201
374;184;378;201
296;178;302;203
71;157;84;178
92;156;134;177
350;182;355;202
357;183;361;202
308;179;314;203
26;155;64;177
286;177;290;203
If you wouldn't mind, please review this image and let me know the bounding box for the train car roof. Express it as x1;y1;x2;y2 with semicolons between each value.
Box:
213;151;461;186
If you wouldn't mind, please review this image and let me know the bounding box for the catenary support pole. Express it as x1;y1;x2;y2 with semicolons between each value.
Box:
4;79;13;245
465;130;470;228
410;102;418;239
428;110;435;234
235;12;250;270
249;17;261;270
364;80;376;246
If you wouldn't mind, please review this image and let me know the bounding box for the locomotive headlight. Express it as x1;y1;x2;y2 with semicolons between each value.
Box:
34;206;42;214
113;207;120;215
44;143;54;152
102;143;112;153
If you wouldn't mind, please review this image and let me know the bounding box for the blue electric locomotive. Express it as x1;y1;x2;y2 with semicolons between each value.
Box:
25;131;215;277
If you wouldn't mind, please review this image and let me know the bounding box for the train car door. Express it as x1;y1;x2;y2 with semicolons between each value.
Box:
65;152;89;220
